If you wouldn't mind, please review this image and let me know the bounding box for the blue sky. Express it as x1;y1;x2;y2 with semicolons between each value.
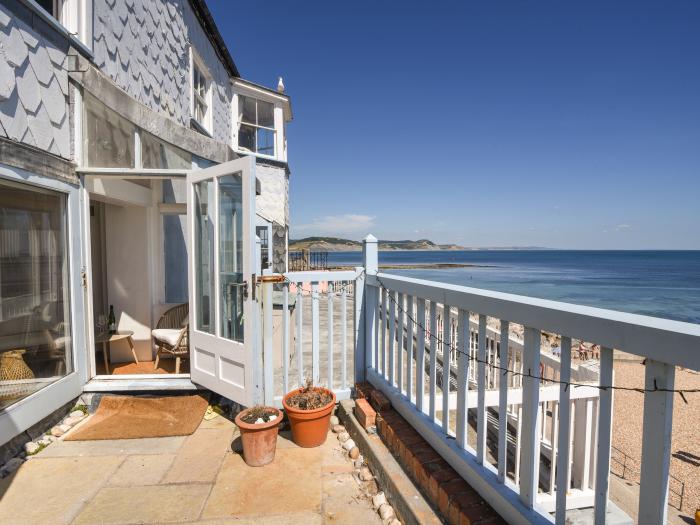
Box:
208;1;700;249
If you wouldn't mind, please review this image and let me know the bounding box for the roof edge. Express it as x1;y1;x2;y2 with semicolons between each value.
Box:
188;0;240;78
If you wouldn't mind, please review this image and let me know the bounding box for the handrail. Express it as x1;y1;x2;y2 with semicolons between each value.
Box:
365;265;697;525
369;272;700;370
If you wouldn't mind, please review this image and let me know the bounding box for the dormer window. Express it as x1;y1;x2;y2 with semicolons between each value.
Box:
238;95;275;157
191;52;212;134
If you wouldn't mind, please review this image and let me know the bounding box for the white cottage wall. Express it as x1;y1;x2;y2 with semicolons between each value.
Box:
104;203;154;363
0;3;71;159
92;0;232;143
255;163;289;227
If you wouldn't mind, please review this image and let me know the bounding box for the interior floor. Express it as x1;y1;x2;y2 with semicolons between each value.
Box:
95;358;190;376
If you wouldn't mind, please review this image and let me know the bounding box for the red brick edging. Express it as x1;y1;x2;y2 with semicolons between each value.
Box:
356;383;505;525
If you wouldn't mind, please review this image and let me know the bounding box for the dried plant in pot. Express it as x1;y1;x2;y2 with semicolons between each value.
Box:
234;406;282;467
282;380;336;448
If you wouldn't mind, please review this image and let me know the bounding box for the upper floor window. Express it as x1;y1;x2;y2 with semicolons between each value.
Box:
191;53;212;134
35;0;90;47
238;96;275;157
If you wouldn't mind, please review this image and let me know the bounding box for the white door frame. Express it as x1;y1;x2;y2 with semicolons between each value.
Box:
0;163;88;446
187;156;260;406
81;175;197;390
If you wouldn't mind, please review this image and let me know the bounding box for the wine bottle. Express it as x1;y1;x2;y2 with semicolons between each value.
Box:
108;305;116;334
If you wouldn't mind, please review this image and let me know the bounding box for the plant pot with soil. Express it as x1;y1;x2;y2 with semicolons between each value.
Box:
234;406;282;467
282;383;336;448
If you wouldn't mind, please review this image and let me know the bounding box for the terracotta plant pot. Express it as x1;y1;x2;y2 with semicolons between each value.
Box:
282;387;336;448
234;407;282;467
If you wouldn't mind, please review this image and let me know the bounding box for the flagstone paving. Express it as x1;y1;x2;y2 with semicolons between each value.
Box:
0;412;383;525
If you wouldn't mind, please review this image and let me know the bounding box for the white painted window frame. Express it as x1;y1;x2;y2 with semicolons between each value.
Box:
190;47;213;134
232;82;288;163
237;95;277;158
255;217;273;270
0;162;88;445
52;0;92;49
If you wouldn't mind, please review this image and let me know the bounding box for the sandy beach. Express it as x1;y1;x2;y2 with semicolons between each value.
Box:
612;361;700;516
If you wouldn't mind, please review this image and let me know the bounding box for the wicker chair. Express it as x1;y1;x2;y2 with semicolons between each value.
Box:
151;303;189;374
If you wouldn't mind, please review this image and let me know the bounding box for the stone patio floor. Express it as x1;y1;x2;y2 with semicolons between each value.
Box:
0;412;383;525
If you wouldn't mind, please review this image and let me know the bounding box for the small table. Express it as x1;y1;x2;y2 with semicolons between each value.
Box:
95;331;137;374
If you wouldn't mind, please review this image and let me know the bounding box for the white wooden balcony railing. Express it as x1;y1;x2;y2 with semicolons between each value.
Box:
258;236;700;525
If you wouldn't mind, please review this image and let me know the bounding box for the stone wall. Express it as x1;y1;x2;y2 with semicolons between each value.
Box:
92;0;232;144
0;2;71;159
272;222;287;274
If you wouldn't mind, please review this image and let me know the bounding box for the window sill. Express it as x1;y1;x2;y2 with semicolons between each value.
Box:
234;148;283;163
17;0;93;60
190;118;213;138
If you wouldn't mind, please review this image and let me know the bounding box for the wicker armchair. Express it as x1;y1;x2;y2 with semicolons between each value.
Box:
151;303;189;373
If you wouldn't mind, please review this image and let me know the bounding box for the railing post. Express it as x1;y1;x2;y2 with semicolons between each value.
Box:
519;326;541;508
360;234;377;383
594;347;614;525
638;359;675;525
262;268;274;406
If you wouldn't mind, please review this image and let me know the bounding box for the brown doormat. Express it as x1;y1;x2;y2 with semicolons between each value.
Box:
66;394;209;441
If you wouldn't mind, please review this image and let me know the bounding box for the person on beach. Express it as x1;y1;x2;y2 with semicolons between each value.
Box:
578;341;589;360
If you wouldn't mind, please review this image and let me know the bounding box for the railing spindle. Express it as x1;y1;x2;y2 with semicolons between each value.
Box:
429;301;438;421
341;284;347;389
456;309;469;449
515;404;522;484
389;291;396;386
549;401;558;496
296;285;303;386
519;326;541;508
593;346;614;525
283;284;289;395
381;287;387;378
497;320;509;483
416;298;426;413
311;282;320;385
555;336;572;524
442;304;451;433
476;314;487;464
327;285;334;389
406;295;414;402
397;293;404;394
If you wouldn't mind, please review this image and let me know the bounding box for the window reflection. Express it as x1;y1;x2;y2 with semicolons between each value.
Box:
0;181;72;410
194;180;215;334
219;175;244;342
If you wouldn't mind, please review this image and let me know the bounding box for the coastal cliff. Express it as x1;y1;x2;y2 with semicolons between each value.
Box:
289;237;466;252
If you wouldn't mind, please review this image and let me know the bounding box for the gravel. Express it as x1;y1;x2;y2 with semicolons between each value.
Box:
612;361;700;514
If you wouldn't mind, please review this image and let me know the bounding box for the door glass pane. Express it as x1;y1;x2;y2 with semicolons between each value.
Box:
163;215;188;304
0;180;72;411
193;180;215;334
219;174;244;342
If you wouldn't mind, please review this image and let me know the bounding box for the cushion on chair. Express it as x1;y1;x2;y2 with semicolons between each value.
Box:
151;328;184;347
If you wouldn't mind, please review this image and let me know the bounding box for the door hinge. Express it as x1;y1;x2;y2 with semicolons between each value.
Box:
81;267;88;290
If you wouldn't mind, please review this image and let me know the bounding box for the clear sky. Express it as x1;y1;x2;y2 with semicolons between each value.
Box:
207;1;700;249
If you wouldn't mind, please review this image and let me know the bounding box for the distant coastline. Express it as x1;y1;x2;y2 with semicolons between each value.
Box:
289;236;547;252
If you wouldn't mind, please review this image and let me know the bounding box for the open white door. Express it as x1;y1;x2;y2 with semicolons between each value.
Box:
186;156;259;406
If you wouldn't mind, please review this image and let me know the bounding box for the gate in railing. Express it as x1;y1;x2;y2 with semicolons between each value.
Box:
258;267;363;407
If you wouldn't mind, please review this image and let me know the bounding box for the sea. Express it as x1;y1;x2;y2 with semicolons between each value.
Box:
326;250;700;324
